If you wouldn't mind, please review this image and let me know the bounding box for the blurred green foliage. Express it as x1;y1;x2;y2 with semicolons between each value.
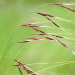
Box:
0;0;75;75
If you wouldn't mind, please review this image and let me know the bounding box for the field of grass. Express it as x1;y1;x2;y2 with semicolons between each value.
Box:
0;0;75;75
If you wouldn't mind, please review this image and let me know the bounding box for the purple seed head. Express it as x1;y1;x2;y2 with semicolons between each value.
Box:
29;26;40;27
36;12;47;16
18;67;23;75
36;12;54;17
14;59;22;64
28;38;40;40
32;28;45;33
28;38;47;40
52;21;60;27
14;59;25;66
51;34;64;38
20;23;31;26
36;33;47;35
46;37;55;40
46;17;60;28
23;67;27;70
46;14;54;17
54;3;63;5
58;40;73;52
32;28;39;31
27;70;34;74
18;41;29;43
13;64;25;66
29;71;34;74
23;67;34;74
58;40;67;47
72;9;75;12
58;5;75;12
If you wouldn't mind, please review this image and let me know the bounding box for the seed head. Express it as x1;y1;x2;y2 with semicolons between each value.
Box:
20;23;31;26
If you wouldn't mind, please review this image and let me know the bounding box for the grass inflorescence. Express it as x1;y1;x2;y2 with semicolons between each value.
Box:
0;2;75;75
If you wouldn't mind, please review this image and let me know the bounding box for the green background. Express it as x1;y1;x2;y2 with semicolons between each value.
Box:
0;0;75;75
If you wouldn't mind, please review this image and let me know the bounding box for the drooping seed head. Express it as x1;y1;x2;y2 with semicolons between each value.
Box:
56;5;75;12
18;40;30;43
23;67;34;74
51;34;64;38
14;59;22;64
58;40;68;48
29;25;47;28
35;33;47;35
46;14;55;17
18;67;23;75
28;38;48;40
36;12;54;17
54;3;63;5
29;26;40;27
46;17;60;28
14;59;25;66
58;40;75;54
28;38;41;40
29;71;34;74
32;28;45;33
13;64;25;66
20;23;31;26
45;37;55;41
36;12;47;16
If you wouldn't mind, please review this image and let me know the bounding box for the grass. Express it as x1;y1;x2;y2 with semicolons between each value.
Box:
0;1;75;75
